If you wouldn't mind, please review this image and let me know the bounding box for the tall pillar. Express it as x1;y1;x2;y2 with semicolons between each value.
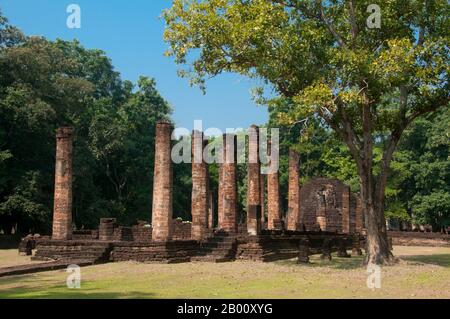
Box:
247;125;261;236
342;186;350;234
208;191;215;229
220;134;238;233
260;174;266;228
191;131;209;240
52;127;74;240
218;149;224;228
287;149;301;231
267;140;282;230
151;121;173;241
355;194;363;233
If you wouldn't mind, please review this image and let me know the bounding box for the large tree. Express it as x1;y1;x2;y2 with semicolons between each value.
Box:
163;0;449;264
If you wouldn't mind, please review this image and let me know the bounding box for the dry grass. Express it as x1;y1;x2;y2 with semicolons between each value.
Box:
0;246;449;299
0;250;49;268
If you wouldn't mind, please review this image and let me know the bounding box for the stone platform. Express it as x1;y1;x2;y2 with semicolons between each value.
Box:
30;231;363;265
236;231;357;262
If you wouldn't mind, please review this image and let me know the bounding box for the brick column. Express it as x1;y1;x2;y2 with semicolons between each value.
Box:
267;140;282;230
260;173;266;228
342;186;350;234
220;134;238;233
218;150;224;229
208;191;214;229
247;125;261;236
287;149;301;231
151;121;173;241
355;194;363;233
52;127;74;240
191;130;209;240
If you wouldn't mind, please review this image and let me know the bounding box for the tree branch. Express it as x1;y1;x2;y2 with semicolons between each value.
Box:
417;0;429;47
348;0;359;41
316;0;346;48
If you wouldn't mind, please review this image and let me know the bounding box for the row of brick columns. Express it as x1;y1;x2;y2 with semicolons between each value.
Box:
50;123;363;241
49;123;283;241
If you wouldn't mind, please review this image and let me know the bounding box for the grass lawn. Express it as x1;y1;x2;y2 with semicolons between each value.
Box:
0;250;51;268
0;245;449;299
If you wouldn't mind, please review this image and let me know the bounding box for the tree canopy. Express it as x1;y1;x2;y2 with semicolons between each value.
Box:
0;11;181;234
164;0;449;264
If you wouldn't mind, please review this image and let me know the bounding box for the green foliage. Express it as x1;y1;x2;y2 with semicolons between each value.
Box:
0;12;175;234
390;108;450;230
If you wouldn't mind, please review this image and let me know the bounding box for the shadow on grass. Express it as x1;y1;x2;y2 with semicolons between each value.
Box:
0;273;157;299
0;284;157;299
275;253;365;270
401;254;450;268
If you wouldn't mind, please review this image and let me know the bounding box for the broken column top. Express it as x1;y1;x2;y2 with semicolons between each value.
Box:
56;127;74;138
156;120;173;127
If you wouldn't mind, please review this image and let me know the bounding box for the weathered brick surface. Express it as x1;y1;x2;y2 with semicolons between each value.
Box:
72;230;98;240
111;241;198;263
34;240;112;263
151;121;173;241
342;186;350;234
267;140;281;230
388;231;450;247
260;173;266;227
52;127;74;240
191;231;237;262
220;134;238;233
131;221;153;242
99;218;117;241
236;232;353;262
247;126;261;235
287;149;301;231
172;219;192;240
218;150;224;228
191;131;209;240
208;192;215;229
300;178;358;234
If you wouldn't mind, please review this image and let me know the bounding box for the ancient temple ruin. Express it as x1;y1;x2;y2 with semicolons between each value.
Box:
28;121;365;264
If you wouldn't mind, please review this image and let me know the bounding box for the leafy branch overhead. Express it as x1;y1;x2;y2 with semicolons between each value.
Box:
164;0;449;264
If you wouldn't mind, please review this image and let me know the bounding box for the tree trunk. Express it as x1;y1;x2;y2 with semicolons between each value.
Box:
360;172;395;265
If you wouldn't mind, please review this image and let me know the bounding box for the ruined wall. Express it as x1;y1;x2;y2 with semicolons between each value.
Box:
172;220;192;240
300;178;357;233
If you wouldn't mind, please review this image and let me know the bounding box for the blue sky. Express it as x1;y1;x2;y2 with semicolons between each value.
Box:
1;0;269;132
